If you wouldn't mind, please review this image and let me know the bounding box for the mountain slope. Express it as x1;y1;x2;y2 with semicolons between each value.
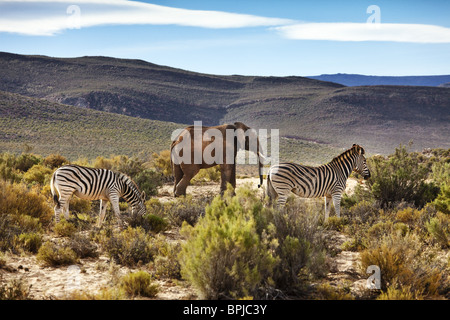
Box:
307;74;450;87
222;85;450;155
0;90;183;159
1;52;449;156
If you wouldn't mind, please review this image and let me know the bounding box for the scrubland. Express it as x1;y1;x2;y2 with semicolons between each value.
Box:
0;145;449;300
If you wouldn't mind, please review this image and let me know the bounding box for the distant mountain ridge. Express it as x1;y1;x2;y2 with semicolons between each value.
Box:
307;74;450;87
0;51;449;157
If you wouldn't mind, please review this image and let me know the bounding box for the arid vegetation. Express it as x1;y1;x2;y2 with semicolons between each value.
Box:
0;145;449;300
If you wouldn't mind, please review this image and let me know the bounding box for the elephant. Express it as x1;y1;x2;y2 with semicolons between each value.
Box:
170;122;267;197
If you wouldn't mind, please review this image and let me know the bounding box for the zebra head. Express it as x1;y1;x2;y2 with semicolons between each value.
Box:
352;144;371;180
132;191;147;217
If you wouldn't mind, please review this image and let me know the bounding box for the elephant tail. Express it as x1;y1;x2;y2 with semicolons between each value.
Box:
257;152;270;188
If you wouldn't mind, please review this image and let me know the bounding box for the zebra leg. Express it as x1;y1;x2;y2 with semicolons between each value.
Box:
325;196;332;220
276;194;288;208
110;198;123;227
54;203;62;223
332;194;341;218
97;199;108;227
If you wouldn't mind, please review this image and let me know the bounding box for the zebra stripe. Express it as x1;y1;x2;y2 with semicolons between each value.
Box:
267;144;370;218
50;164;146;226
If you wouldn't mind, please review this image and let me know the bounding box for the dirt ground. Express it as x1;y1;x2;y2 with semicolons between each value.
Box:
0;177;365;300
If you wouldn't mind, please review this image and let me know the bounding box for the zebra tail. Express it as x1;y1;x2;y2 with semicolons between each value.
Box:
50;172;60;207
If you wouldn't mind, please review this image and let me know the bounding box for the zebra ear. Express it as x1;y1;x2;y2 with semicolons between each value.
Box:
141;191;146;201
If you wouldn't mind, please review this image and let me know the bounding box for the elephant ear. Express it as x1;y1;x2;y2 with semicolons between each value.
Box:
234;122;249;131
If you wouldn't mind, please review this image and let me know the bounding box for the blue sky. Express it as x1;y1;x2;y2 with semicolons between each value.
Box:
1;0;449;76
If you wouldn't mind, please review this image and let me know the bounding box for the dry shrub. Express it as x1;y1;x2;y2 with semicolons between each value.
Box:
376;284;419;300
360;231;445;298
102;226;155;266
0;181;52;225
64;287;126;300
54;219;77;237
0;277;32;300
0;181;51;251
164;195;211;227
43;154;68;169
36;241;79;266
151;239;182;279
120;271;159;298
15;232;43;253
69;233;98;259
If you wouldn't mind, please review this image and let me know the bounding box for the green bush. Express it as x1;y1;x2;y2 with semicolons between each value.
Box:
179;186;329;299
133;169;163;197
179;187;277;299
14;153;42;172
15;232;43;253
432;184;450;215
127;212;169;234
368;144;439;208
426;214;449;248
269;199;329;291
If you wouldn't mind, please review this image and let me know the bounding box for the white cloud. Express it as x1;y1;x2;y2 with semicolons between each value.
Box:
276;22;450;43
0;0;293;36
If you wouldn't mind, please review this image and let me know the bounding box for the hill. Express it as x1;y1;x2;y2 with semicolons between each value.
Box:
0;90;182;160
307;73;450;87
0;52;449;157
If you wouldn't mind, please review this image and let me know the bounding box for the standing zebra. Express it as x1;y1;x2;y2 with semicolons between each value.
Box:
267;144;370;218
50;165;146;227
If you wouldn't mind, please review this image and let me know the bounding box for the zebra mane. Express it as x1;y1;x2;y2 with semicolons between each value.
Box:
331;144;364;163
117;172;143;199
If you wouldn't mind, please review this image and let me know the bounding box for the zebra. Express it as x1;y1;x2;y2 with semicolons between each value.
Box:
50;164;146;227
266;144;370;219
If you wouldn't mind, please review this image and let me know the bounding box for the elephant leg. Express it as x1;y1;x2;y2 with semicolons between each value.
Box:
220;164;236;194
173;164;184;196
175;165;200;197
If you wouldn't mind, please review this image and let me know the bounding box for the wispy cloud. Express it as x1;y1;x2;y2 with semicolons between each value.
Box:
0;0;294;36
276;22;450;43
2;1;450;44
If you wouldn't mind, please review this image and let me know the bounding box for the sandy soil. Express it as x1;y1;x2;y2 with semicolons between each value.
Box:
0;177;365;300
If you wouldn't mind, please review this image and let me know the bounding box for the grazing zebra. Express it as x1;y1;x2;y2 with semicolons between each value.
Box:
50;165;146;227
267;144;370;218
